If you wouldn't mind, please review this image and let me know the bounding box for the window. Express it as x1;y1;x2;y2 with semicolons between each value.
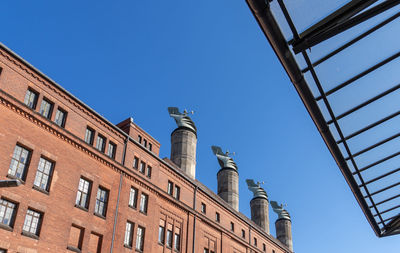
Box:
8;144;31;180
149;143;152;151
174;185;180;200
204;249;209;253
139;161;146;174
201;203;206;214
143;139;147;148
124;221;134;248
254;237;257;246
241;229;245;239
129;187;138;208
67;224;84;252
108;142;116;159
158;221;165;244
85;127;95;145
54;108;67;127
0;199;17;228
138;135;142;144
136;226;145;251
88;232;102;253
24;89;38;109
22;209;43;237
174;227;181;252
95;187;109;217
272;250;276;253
263;243;266;252
230;222;234;232
166;227;173;248
39;98;53;119
0;248;7;253
215;212;220;223
146;165;152;178
33;157;54;192
75;177;92;209
139;193;148;214
96;135;106;153
133;157;139;169
167;181;173;195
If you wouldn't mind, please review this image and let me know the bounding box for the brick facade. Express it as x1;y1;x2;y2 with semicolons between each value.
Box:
0;43;291;253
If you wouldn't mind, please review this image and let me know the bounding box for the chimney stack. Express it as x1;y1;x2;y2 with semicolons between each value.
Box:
271;201;293;251
168;107;197;179
212;146;239;211
246;179;269;233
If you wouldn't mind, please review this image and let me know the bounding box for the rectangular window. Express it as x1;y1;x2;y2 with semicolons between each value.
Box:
0;199;17;228
85;127;95;145
96;135;106;153
138;135;142;144
174;227;181;252
230;222;234;232
54;108;67;127
95;187;109;217
129;187;138;208
75;177;92;209
139;193;148;214
215;212;220;223
204;249;209;253
241;229;245;239
263;243;266;252
149;143;152;151
133;156;139;169
143;139;147;148
67;224;84;252
158;220;165;244
254;237;257;246
0;248;7;253
136;226;145;251
39;98;53;119
24;89;38;109
146;165;152;178
8;144;31;180
22;209;43;236
174;185;180;200
33;157;54;192
124;221;134;248
139;161;146;174
88;232;102;253
201;203;206;214
166;228;172;248
167;181;173;195
273;250;276;253
107;142;116;159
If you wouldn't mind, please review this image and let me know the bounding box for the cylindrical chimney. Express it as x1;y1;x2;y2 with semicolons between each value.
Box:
246;179;269;233
171;128;197;178
217;168;239;211
168;107;197;179
271;201;293;251
275;218;293;251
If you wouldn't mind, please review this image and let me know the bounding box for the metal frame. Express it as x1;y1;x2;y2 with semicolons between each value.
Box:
246;0;400;237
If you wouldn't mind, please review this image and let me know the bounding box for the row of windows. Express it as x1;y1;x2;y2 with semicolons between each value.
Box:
124;221;145;251
167;181;180;200
24;88;67;128
158;219;181;251
85;127;117;159
133;156;152;178
0;198;43;238
128;186;149;214
138;135;152;152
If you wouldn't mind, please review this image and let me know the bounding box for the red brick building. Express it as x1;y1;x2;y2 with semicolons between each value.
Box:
0;43;292;253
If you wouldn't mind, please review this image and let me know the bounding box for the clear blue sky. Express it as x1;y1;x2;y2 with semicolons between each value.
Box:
2;1;399;252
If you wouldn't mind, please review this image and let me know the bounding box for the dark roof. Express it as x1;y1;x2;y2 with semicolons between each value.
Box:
246;0;400;237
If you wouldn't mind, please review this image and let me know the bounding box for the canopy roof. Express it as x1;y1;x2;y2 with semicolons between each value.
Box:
246;0;400;237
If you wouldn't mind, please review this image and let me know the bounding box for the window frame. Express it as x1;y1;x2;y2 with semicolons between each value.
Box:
133;156;139;169
96;134;106;153
174;185;180;200
39;97;54;119
139;161;146;174
94;186;109;218
135;226;145;252
124;221;134;248
54;107;67;127
158;224;165;245
107;141;116;159
241;229;246;239
75;177;92;210
8;144;32;181
129;187;138;209
201;203;206;214
139;193;148;214
167;181;173;195
33;156;55;193
215;212;220;223
0;198;18;230
85;127;95;145
166;228;173;248
146;165;152;178
230;222;235;232
22;208;43;238
24;88;39;110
